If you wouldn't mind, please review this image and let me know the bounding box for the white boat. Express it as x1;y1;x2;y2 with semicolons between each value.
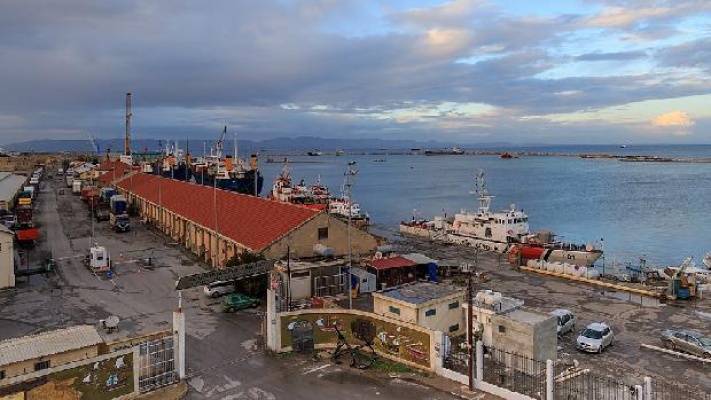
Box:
399;170;602;265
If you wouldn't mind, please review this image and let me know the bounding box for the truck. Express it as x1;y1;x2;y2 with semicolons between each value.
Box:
23;186;36;198
81;186;100;205
109;195;130;232
15;204;34;229
72;179;83;195
93;203;111;221
109;212;130;232
65;175;74;188
100;187;116;203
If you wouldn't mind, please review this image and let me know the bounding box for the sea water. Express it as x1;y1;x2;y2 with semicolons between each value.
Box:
257;145;711;268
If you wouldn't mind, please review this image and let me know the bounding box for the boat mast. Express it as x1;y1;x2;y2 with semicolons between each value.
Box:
475;169;493;213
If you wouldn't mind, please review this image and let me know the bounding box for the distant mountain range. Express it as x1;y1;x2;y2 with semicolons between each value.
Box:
3;136;515;154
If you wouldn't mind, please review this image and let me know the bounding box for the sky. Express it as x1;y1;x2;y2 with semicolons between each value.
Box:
1;0;710;146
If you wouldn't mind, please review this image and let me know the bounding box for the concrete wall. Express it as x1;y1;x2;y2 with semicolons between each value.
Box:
0;231;14;289
263;213;379;260
373;297;419;325
0;345;99;379
415;294;465;335
490;312;557;361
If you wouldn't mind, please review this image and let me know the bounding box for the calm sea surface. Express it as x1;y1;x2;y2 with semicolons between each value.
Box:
256;145;711;267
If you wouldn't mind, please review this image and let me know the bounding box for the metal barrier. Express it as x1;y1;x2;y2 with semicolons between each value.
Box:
647;382;711;400
442;334;471;376
138;336;177;393
483;345;547;399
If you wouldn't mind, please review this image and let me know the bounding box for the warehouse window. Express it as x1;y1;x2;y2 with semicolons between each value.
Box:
425;308;436;317
34;361;50;371
0;370;5;379
318;227;328;240
449;324;459;332
389;306;400;315
448;301;459;309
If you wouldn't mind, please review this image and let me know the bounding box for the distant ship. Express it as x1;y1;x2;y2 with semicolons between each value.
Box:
153;141;192;181
307;150;323;156
266;160;330;210
190;126;264;196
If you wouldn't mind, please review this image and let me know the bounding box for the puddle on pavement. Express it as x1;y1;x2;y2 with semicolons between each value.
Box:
598;290;663;307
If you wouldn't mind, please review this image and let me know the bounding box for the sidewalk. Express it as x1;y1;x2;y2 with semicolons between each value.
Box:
136;382;188;400
390;373;504;400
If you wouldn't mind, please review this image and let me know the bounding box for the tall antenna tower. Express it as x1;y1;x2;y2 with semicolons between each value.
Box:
124;92;132;156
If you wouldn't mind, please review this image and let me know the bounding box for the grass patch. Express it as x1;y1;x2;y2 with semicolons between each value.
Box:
368;359;430;376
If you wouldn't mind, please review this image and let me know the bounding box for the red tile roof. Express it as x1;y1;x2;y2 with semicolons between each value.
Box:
366;256;416;270
116;173;320;251
97;162;134;185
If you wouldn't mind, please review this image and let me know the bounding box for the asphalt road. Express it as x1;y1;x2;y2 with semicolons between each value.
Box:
1;173;461;400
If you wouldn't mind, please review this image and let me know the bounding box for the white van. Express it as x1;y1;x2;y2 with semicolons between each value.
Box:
203;281;236;298
551;309;576;336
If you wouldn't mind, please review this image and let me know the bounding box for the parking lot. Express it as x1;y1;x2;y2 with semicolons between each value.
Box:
397;237;711;393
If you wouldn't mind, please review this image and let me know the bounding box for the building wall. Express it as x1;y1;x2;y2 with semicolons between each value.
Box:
373;296;419;324
0;232;15;289
415;294;465;335
0;346;99;379
490;313;557;361
263;213;379;260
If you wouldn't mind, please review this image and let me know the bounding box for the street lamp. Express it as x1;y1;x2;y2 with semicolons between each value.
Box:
345;161;357;310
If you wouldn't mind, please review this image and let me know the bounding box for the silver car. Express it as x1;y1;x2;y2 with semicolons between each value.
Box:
203;281;236;298
661;329;711;358
576;322;614;353
551;309;576;336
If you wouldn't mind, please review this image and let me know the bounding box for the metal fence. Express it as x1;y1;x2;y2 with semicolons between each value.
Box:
483;345;547;399
138;337;177;393
442;334;472;376
647;382;711;400
554;365;637;400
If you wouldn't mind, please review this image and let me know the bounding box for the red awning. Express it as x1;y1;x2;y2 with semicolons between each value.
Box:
16;228;38;241
367;256;416;271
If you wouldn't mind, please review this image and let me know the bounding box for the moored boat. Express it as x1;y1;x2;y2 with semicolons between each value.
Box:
399;169;602;265
153;141;192;181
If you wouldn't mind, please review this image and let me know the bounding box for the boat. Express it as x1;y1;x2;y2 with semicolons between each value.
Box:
266;160;330;210
399;170;602;265
153;141;192;181
328;197;370;227
335;149;346;156
191;126;264;196
307;150;323;156
500;152;513;159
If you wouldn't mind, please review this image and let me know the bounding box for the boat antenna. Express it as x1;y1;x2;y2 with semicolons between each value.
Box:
475;169;493;213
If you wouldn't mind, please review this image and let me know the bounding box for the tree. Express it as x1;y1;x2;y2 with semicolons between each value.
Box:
225;251;264;267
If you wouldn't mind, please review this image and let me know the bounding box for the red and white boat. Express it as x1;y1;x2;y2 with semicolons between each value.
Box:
266;161;330;211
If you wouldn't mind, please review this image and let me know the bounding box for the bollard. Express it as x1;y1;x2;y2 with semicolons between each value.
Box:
644;376;652;399
635;385;643;400
475;340;483;383
546;359;554;399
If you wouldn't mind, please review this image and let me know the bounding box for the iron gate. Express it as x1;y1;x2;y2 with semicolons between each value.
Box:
441;334;471;376
138;337;177;393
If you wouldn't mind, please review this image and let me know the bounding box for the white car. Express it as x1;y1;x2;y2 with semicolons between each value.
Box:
203;281;236;298
550;309;576;336
576;322;614;353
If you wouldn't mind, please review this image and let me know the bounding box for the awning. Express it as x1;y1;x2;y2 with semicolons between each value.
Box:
16;228;38;241
402;253;438;265
367;256;416;271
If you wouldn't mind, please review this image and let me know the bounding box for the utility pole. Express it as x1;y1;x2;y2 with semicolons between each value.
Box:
213;177;218;269
124;93;132;156
467;268;474;391
345;161;357;310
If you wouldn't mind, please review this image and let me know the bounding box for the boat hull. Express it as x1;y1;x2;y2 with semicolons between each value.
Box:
155;163;192;181
193;169;264;196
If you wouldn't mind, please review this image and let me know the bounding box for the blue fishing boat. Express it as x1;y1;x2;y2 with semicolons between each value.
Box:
190;126;264;196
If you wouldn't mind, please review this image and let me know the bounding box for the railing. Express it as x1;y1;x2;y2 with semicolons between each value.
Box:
483;345;547;399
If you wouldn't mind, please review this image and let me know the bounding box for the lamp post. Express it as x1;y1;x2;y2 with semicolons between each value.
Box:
345;161;357;310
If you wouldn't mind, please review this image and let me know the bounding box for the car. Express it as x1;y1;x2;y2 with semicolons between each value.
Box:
221;293;259;313
661;329;711;358
203;281;236;298
576;322;614;353
550;309;576;336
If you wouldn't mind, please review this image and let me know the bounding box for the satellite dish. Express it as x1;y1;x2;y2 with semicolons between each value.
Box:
374;251;383;260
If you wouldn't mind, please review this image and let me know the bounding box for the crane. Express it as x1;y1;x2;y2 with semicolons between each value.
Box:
86;131;99;154
215;125;227;155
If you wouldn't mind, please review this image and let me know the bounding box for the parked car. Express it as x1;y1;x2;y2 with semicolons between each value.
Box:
661;329;711;358
221;293;259;313
551;309;576;336
576;322;614;353
203;281;236;298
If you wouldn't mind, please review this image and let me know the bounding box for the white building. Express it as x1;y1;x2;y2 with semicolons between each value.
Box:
373;282;465;335
0;225;15;288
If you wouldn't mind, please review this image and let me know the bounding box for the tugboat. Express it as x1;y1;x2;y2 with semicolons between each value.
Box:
328;162;370;227
191;126;264;196
399;170;602;265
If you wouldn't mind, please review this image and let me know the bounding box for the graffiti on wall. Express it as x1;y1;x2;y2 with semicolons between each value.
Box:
0;353;134;400
281;312;431;367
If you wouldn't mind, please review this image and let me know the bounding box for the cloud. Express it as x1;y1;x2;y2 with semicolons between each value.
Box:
576;51;647;62
651;110;695;132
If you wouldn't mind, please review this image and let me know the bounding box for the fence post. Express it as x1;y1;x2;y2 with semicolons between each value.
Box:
635;385;643;400
644;376;652;400
546;359;554;399
475;340;483;382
